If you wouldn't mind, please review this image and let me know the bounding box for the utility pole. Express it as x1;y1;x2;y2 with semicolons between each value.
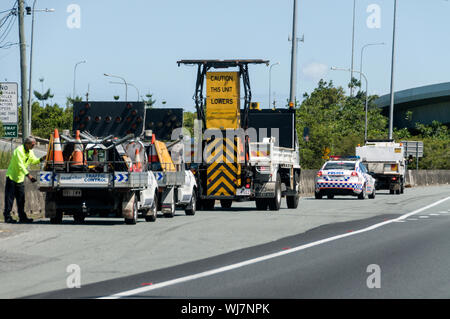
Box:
388;0;398;140
289;0;298;109
18;0;29;141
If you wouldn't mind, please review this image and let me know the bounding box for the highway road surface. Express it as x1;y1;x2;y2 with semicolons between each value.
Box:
0;185;448;299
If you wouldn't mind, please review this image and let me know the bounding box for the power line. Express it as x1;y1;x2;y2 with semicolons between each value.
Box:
0;14;17;46
0;1;17;45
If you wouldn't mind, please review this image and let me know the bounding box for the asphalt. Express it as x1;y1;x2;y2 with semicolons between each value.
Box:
0;185;448;299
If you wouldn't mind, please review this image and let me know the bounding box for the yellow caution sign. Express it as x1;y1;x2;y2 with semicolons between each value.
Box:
322;147;331;160
206;72;240;129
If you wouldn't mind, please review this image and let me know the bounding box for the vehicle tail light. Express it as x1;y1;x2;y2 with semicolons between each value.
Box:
351;171;358;177
245;184;250;189
392;177;397;181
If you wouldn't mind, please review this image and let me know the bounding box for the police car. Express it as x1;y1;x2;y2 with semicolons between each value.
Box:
315;156;376;199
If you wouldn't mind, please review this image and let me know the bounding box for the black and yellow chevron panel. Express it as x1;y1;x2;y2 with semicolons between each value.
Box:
206;137;241;197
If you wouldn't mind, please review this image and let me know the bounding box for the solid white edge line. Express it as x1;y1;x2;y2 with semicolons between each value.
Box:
99;195;450;299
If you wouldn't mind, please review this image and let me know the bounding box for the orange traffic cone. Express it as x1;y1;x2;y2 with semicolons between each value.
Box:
70;130;86;168
133;148;142;172
52;129;64;165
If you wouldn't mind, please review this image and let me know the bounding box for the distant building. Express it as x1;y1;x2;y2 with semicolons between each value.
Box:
375;82;450;129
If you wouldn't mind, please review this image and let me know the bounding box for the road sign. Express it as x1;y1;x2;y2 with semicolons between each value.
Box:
322;147;331;160
0;82;18;124
3;124;18;138
401;141;424;158
206;72;240;129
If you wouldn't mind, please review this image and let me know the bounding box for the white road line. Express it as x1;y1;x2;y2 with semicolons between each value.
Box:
419;216;430;218
99;195;450;299
428;213;440;216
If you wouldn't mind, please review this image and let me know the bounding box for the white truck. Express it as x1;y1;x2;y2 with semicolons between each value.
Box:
39;134;159;224
248;136;301;210
39;99;198;224
40;132;198;224
355;140;406;194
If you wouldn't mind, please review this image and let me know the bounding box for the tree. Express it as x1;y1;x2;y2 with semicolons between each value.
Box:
295;79;387;169
34;88;54;106
142;93;156;108
183;111;196;136
29;98;73;139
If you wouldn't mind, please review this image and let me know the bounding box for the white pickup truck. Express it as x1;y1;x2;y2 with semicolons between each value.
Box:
248;137;301;210
39;136;159;224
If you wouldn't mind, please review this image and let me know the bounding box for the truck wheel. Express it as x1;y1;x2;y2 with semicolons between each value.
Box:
255;198;268;210
125;198;138;224
220;199;233;209
327;194;334;199
368;188;376;199
185;192;196;216
163;202;175;218
73;212;85;224
145;194;158;222
358;185;367;200
203;199;215;211
315;192;323;199
390;189;395;195
287;195;299;208
50;210;63;224
286;172;300;209
268;174;282;211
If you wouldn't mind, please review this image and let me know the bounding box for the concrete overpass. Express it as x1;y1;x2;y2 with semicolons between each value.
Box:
375;82;450;129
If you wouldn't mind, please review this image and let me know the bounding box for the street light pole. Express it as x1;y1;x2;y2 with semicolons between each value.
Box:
350;0;356;97
359;42;385;84
73;60;86;99
331;67;369;142
289;0;298;108
388;0;398;140
269;62;280;108
104;73;127;101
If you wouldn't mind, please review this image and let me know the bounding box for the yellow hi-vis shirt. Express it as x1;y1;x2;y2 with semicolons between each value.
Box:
6;145;41;183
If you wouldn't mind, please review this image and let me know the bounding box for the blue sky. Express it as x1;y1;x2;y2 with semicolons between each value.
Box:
1;0;449;112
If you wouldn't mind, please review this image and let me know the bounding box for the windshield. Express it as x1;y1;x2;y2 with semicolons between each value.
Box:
323;162;356;170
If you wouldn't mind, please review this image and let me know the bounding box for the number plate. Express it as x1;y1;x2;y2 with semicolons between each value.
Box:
236;188;251;196
62;189;82;197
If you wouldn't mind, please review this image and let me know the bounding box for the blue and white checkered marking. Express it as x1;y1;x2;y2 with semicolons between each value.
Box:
316;182;362;190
